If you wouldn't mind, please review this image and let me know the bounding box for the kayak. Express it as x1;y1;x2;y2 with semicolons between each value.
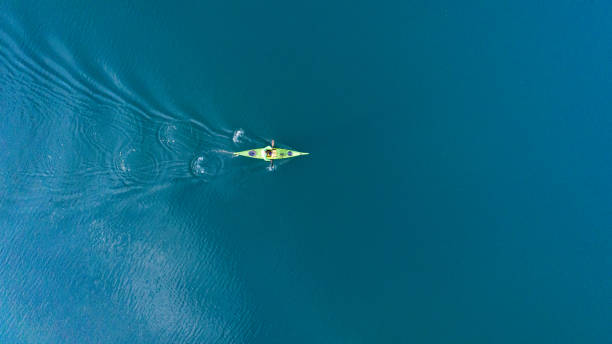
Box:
233;146;309;162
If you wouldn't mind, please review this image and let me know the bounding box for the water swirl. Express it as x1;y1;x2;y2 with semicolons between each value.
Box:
113;147;162;186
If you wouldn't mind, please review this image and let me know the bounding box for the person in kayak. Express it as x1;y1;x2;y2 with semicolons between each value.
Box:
266;140;275;168
265;140;275;158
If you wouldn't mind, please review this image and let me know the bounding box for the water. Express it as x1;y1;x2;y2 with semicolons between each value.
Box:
1;0;611;343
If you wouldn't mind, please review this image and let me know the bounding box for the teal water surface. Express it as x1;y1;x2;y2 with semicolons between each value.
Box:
1;0;611;343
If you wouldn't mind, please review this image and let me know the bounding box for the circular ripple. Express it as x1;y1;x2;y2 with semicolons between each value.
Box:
82;122;132;154
190;151;224;180
158;122;199;155
113;148;160;185
232;128;244;143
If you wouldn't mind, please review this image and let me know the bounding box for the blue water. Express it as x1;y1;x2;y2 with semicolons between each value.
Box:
1;0;611;342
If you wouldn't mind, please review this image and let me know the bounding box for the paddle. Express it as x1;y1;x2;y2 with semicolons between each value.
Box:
270;139;275;169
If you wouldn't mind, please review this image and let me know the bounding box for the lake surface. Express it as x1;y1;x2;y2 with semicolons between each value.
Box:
1;0;611;342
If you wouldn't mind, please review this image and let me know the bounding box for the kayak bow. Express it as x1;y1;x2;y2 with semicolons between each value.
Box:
233;146;309;162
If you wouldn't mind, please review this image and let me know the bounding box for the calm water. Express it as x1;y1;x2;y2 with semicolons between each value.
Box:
1;0;611;343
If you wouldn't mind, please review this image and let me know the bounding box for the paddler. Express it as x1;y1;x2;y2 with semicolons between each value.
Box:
266;140;276;168
265;140;276;158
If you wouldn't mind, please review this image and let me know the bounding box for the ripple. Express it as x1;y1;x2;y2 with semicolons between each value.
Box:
158;122;200;155
113;148;161;185
190;151;224;181
232;128;244;143
82;121;133;155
